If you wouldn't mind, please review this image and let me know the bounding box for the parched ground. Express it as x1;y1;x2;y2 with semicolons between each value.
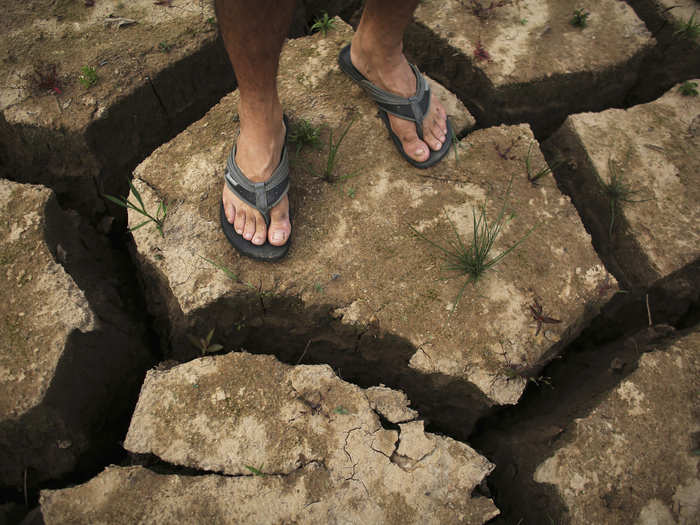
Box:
0;1;698;523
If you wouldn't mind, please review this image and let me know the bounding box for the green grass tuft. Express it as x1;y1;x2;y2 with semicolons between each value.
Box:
674;11;699;40
595;158;653;237
312;119;355;182
525;141;557;185
678;81;698;97
78;65;98;88
104;180;167;237
289;119;321;154
310;12;335;36
187;328;223;355
410;177;535;312
570;8;590;28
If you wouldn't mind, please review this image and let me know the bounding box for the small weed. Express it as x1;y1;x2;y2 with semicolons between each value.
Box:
198;255;256;291
104;180;167;237
466;0;512;21
525;141;556;186
679;81;698;96
473;40;491;61
289;119;321;154
310;12;335;36
529;299;561;336
313;282;324;294
333;406;349;415
32;62;62;95
158;41;173;53
595;158;653;237
520;18;528;25
571;8;590;28
347;187;356;199
78;65;98;88
187;328;223;355
410;177;536;312
674;11;699;40
245;465;265;477
450;125;466;163
314;119;355;182
206;17;216;25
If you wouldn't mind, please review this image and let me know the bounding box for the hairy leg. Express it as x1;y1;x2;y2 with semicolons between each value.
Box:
215;0;296;246
351;0;448;163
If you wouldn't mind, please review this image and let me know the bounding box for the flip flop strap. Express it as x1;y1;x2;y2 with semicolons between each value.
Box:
355;63;431;140
224;142;289;226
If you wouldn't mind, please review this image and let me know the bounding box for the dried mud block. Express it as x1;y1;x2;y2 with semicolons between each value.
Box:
74;351;500;525
534;330;700;524
129;22;610;435
544;80;700;290
0;0;233;217
406;0;654;135
626;0;700;104
0;180;151;487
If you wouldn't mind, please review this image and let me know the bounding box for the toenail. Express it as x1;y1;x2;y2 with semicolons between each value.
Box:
416;148;425;156
272;231;285;242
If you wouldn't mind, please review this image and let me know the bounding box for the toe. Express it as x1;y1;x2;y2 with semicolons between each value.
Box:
234;207;246;235
391;118;430;162
426;122;445;152
243;213;256;241
252;214;267;246
268;196;291;247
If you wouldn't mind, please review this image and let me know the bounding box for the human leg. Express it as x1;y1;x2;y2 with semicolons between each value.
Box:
349;0;449;164
215;0;296;249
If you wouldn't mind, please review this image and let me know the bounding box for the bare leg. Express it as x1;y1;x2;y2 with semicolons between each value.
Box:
351;0;448;163
216;0;296;247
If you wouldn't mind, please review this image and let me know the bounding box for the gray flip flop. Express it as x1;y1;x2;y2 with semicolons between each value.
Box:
220;115;291;261
338;44;452;169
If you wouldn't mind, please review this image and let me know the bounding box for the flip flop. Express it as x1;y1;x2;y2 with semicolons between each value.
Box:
219;115;291;261
338;44;452;169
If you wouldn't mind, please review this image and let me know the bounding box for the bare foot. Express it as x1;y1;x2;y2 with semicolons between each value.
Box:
349;36;448;163
221;115;291;247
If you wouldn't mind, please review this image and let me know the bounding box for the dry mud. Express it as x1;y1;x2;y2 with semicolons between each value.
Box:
0;2;698;524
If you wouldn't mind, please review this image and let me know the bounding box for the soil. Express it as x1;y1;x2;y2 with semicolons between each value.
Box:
0;1;698;524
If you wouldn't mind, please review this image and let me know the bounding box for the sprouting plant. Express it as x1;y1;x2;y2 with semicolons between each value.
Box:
32;62;62;95
313;282;324;294
347;187;356;198
289;119;321;154
410;177;536;312
678;81;698;96
466;0;512;21
571;8;590;28
78;65;98;88
595;158;652;237
525;141;556;186
158;41;172;53
206;17;216;25
450;125;466;163
529;299;561;336
310;12;335;36
198;255;256;291
473;40;491;61
315;118;355;182
104;180;167;237
245;465;265;477
674;11;699;40
333;406;349;415
187;328;223;355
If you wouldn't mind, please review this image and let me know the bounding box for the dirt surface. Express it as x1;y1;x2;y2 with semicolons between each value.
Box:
44;352;500;525
406;0;654;135
534;330;699;524
127;22;612;426
0;0;232;217
0;179;152;488
544;80;700;289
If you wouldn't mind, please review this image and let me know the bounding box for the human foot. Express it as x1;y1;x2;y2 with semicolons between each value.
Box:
221;115;291;251
348;37;449;165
